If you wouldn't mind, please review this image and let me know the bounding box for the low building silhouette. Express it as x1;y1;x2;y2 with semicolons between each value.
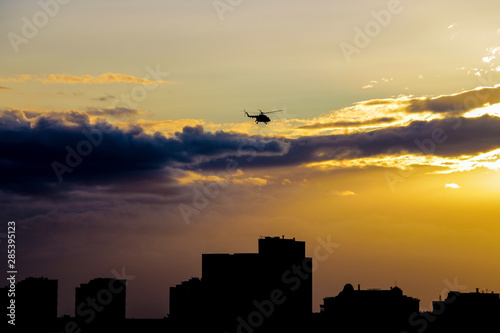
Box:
320;283;420;333
75;278;126;332
1;277;58;332
18;277;58;332
427;289;500;332
169;277;203;329
1;286;8;331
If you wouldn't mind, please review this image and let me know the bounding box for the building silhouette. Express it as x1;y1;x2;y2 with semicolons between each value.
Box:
1;277;58;333
426;289;500;332
18;277;58;332
320;283;420;333
170;236;312;333
1;285;10;332
75;278;126;332
169;277;202;322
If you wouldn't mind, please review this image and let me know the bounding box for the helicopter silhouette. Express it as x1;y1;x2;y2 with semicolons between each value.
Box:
244;109;283;124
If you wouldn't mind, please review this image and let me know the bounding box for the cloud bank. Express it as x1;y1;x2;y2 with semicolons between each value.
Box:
2;107;500;197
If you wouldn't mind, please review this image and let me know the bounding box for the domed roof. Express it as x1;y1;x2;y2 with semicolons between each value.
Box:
343;283;355;293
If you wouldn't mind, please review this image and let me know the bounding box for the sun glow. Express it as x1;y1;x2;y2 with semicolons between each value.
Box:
463;103;500;118
304;149;500;174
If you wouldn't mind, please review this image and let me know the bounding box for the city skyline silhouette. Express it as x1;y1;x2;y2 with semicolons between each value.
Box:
2;1;500;331
3;236;499;332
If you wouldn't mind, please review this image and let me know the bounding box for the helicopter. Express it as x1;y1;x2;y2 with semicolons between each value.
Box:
244;109;283;124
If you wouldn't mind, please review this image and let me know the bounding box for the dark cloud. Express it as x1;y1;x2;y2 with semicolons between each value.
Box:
0;112;288;196
406;85;500;114
198;115;500;169
297;117;396;130
0;86;11;90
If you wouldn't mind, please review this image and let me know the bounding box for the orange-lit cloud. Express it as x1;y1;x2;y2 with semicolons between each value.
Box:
298;85;500;136
329;190;356;196
173;169;268;188
0;73;178;85
405;85;500;114
305;148;500;175
232;177;268;187
174;170;229;185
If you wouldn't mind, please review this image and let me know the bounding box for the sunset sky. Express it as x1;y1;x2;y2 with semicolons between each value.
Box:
1;0;500;318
